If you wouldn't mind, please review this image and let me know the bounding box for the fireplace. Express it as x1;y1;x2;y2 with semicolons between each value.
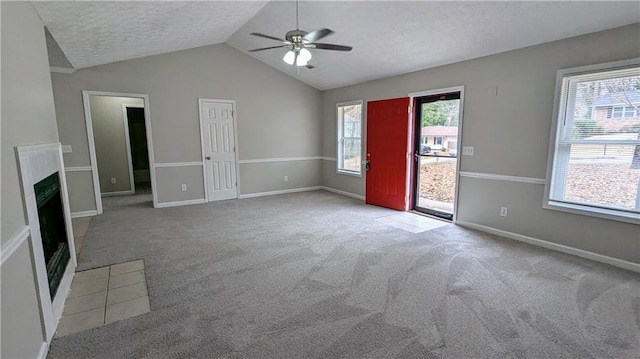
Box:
17;143;77;341
34;172;70;299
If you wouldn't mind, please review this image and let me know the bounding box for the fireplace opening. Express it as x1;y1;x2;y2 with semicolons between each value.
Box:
34;172;71;299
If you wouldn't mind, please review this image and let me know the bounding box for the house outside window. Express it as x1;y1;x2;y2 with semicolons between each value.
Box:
545;60;640;224
337;100;363;176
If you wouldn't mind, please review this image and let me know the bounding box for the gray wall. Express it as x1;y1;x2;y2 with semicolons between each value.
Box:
65;171;96;213
320;24;640;264
89;95;143;194
52;43;322;208
1;2;58;357
240;160;321;194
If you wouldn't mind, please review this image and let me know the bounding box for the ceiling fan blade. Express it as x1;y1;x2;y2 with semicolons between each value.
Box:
312;43;353;52
250;32;286;42
303;28;333;43
248;45;288;53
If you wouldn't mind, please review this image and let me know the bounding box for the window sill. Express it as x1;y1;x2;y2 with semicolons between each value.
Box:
337;169;362;178
544;201;639;225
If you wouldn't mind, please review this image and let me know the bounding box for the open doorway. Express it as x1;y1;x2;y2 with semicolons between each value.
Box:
411;88;464;220
82;91;157;213
124;105;152;193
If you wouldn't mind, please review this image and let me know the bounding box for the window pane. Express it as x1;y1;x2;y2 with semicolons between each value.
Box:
624;106;636;118
612;107;623;118
341;138;361;172
550;64;640;220
572;75;640;139
337;102;362;174
562;144;639;210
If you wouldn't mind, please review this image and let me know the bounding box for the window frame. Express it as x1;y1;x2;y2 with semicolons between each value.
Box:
612;106;624;118
624;106;636;118
336;100;364;177
544;58;640;224
606;107;613;118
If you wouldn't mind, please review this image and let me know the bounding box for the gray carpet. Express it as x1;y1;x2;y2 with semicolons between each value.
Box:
48;191;640;358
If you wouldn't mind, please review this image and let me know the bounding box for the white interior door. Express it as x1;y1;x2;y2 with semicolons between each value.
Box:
199;100;238;201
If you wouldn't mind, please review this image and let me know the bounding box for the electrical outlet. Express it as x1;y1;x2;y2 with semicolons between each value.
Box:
283;175;288;182
110;177;116;184
181;184;187;192
462;146;474;156
500;207;508;217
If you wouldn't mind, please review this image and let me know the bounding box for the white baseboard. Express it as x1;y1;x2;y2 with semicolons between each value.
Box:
101;190;135;197
321;186;365;201
456;220;640;273
38;341;49;359
71;210;98;218
239;186;322;199
1;226;30;266
156;198;206;208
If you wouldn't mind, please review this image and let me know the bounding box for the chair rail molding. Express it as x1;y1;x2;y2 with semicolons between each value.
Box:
459;171;546;185
1;226;30;265
238;156;323;164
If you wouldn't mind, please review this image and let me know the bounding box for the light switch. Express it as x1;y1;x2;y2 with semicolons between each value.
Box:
62;145;72;153
462;146;474;156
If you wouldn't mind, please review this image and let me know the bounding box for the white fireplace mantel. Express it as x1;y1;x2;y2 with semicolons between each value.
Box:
16;143;77;342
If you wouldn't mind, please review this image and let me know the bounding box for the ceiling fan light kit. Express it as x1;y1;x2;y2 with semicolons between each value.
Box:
248;0;353;68
284;48;312;66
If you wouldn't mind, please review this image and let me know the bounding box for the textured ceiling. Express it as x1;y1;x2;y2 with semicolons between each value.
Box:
227;1;640;90
33;1;269;69
34;1;640;90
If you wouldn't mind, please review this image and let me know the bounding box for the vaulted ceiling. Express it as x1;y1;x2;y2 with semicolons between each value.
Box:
33;1;640;90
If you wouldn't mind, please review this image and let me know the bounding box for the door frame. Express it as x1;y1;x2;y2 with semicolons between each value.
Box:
82;90;158;212
408;86;465;223
197;98;241;202
121;104;144;196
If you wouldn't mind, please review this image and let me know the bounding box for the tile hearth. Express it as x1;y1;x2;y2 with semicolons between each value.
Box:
56;260;150;337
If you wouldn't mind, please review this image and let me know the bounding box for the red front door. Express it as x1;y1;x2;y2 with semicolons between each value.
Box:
366;97;411;211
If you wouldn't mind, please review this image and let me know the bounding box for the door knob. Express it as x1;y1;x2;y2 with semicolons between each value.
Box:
206;156;211;160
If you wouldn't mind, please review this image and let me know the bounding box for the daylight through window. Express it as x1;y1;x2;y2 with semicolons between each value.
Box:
337;101;363;175
547;63;640;222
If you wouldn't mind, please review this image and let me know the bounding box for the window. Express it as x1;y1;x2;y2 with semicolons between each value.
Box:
624;106;636;118
434;137;443;146
606;106;637;119
612;106;624;118
546;60;640;223
337;100;363;176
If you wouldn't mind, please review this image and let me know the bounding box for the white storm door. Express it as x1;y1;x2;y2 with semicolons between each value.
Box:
200;100;238;201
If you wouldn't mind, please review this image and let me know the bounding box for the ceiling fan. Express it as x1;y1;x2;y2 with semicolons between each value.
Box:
248;0;353;68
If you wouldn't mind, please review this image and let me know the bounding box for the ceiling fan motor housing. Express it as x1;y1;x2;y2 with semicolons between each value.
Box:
286;29;309;45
